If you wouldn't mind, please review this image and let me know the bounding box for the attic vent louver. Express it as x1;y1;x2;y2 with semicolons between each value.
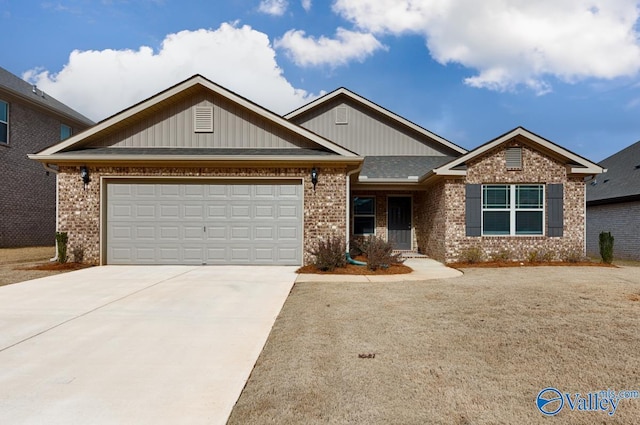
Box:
194;106;214;133
505;147;522;170
335;106;348;125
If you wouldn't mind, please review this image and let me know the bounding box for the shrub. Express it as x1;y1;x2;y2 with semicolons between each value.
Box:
527;248;554;263
460;246;484;264
490;248;512;263
362;235;403;271
55;231;69;264
599;231;615;264
561;248;585;263
308;236;347;271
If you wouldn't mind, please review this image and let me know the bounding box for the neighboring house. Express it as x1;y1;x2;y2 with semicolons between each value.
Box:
0;66;93;248
29;75;603;265
586;141;640;260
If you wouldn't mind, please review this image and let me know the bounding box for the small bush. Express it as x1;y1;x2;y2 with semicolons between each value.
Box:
561;248;585;263
460;246;484;264
599;231;614;264
527;248;555;263
55;231;69;264
308;236;347;271
363;235;403;271
348;238;366;258
490;248;513;263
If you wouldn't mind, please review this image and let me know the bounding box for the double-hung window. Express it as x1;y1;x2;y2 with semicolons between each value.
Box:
353;196;375;235
60;124;72;140
0;100;8;144
482;184;544;235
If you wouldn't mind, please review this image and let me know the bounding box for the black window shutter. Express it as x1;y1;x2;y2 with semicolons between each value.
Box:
466;184;482;237
547;184;563;237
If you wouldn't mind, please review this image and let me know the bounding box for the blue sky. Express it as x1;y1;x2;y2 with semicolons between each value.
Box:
3;0;640;161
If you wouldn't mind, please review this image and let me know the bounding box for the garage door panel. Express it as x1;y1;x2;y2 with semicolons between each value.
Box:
107;182;302;265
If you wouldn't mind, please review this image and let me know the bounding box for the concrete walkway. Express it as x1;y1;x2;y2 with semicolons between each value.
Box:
295;258;462;282
0;265;297;425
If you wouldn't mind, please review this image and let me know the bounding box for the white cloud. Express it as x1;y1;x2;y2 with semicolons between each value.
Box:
301;0;311;11
258;0;288;16
275;27;385;67
332;0;640;93
23;23;317;121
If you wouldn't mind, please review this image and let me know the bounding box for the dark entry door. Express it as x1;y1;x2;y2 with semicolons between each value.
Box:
388;196;412;250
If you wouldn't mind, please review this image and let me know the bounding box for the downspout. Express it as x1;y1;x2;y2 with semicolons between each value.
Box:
42;163;60;262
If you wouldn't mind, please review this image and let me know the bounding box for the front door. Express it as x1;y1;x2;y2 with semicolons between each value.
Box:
388;196;412;250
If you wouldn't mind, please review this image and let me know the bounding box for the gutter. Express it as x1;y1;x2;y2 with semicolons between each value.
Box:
345;162;364;248
41;163;60;262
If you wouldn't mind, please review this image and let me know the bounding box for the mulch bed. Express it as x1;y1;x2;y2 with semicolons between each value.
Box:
296;263;413;275
448;261;617;268
17;262;92;271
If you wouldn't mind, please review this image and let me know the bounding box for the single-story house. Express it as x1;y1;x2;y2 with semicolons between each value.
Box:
1;66;93;247
29;75;603;265
586;141;640;260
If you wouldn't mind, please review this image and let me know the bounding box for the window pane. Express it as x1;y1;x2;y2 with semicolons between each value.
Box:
0;101;7;121
60;124;72;140
483;185;509;208
354;217;375;235
483;211;510;235
353;197;374;215
0;122;7;144
516;211;543;234
516;185;543;208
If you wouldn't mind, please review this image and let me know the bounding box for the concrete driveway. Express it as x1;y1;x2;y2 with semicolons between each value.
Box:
0;265;297;425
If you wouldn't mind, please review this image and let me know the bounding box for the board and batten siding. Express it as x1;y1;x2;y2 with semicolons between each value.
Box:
291;100;452;156
87;91;318;149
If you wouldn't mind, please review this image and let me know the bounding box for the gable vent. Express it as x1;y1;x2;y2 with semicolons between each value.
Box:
194;106;214;133
335;106;348;125
505;147;522;170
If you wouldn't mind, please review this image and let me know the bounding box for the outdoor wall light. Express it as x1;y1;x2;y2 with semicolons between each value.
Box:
311;167;319;191
80;166;90;189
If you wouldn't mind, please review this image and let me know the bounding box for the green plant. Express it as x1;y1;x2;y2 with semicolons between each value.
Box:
527;248;554;263
363;235;403;271
460;246;484;264
308;236;347;271
55;231;69;264
599;231;615;264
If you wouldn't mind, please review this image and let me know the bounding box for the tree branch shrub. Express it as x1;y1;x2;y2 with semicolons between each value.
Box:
599;231;614;264
308;236;347;271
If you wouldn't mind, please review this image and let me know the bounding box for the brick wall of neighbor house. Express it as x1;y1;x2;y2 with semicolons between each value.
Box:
586;201;640;260
443;141;586;263
0;102;67;247
56;166;347;265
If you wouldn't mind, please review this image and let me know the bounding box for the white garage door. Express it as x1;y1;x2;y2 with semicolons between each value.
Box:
106;181;302;265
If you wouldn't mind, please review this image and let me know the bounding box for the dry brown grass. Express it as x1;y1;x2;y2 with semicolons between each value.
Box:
228;266;640;425
0;246;88;286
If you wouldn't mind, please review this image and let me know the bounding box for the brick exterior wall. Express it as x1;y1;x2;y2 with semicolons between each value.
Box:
0;101;84;247
441;141;586;263
57;165;347;265
415;180;447;261
586;201;640;260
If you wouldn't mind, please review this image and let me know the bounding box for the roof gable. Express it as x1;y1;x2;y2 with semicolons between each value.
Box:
285;87;467;156
433;127;603;176
33;75;357;159
587;140;640;204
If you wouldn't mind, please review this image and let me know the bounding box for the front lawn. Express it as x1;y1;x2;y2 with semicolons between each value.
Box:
228;266;640;424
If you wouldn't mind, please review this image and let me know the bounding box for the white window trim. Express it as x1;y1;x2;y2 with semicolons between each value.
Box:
0;99;8;145
352;196;375;236
481;184;545;236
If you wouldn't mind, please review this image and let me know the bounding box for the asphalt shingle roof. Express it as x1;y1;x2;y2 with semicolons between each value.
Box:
0;66;93;125
360;156;456;179
586;141;640;204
